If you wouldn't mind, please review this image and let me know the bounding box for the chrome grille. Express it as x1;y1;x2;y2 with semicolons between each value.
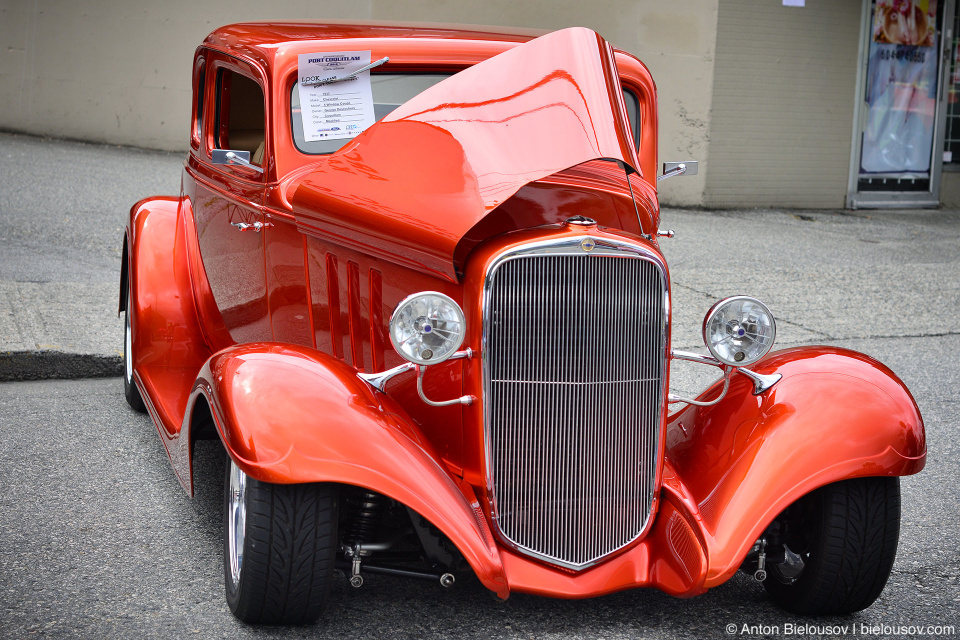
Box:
483;240;666;569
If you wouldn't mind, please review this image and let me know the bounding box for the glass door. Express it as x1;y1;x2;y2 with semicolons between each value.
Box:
941;6;960;166
848;0;953;208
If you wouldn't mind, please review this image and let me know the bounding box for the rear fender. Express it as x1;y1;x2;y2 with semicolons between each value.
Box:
126;196;210;374
125;196;211;469
666;346;925;587
180;343;507;596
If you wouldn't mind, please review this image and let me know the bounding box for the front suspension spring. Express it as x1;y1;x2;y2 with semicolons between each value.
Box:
343;490;384;548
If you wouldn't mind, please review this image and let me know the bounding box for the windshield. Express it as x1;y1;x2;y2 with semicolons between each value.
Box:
290;73;642;155
290;74;452;155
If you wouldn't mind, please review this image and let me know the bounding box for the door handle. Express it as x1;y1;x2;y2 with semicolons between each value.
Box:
231;221;273;232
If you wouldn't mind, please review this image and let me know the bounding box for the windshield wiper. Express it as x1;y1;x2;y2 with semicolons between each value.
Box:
303;57;389;87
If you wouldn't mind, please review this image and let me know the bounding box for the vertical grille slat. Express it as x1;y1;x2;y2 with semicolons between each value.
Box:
484;246;666;569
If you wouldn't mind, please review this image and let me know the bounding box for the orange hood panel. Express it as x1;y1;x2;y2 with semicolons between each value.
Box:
291;27;642;281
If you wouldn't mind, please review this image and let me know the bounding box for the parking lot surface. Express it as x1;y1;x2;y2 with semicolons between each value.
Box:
0;133;958;638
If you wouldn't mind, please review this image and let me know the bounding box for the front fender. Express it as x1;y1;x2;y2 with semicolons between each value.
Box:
666;346;925;587
181;343;507;597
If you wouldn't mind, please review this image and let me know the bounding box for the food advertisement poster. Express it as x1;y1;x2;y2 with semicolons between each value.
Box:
861;0;939;174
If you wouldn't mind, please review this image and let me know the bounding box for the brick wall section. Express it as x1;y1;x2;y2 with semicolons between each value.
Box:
704;0;863;208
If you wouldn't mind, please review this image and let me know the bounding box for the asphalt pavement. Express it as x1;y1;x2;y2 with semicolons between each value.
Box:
1;335;957;639
0;132;181;380
0;132;959;638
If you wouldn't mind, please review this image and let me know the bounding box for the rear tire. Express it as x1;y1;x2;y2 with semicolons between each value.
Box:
224;459;338;624
764;476;900;615
123;277;146;413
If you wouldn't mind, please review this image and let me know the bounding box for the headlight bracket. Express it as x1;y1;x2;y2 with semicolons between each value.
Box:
668;349;782;405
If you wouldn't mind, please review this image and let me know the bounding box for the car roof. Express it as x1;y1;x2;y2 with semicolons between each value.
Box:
204;21;546;60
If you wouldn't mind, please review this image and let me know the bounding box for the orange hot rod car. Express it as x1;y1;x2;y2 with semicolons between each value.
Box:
121;22;926;624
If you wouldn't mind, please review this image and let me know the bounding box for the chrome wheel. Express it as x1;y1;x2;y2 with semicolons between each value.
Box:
227;459;247;588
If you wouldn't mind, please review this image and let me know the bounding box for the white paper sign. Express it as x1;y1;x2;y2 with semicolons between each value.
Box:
782;0;805;6
297;51;376;142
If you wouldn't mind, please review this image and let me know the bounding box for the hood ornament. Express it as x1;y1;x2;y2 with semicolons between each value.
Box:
565;215;597;227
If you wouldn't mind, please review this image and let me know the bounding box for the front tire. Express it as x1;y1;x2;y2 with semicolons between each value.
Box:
764;476;901;615
224;459;339;624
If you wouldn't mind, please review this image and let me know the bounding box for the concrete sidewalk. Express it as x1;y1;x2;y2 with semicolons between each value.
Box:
1;132;958;393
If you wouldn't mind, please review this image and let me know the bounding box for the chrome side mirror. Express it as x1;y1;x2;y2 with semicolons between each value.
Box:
658;161;698;182
212;149;264;174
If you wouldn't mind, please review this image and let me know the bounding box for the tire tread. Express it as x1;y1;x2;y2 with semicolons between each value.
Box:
225;468;337;625
764;477;900;615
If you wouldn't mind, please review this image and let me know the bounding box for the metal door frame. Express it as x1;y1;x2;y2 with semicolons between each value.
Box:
847;0;955;208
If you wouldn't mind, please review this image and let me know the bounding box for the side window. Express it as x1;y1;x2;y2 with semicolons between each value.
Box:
214;69;266;167
622;88;641;151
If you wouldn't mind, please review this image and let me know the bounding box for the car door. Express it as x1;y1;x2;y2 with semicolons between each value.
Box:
192;57;270;344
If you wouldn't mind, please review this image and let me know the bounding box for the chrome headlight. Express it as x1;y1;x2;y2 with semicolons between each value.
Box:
702;296;776;367
389;292;466;365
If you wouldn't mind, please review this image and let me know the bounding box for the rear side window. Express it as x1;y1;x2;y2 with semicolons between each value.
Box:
290;74;451;155
215;69;266;166
622;88;641;151
192;61;205;148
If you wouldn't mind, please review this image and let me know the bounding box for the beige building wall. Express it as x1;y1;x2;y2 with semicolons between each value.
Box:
0;0;719;207
940;171;960;207
704;0;863;208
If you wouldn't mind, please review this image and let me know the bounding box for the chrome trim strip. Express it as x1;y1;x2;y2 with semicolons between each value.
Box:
667;369;732;406
481;235;669;571
671;349;722;368
669;349;782;400
738;369;782;395
416;362;475;406
358;349;473;392
357;362;416;392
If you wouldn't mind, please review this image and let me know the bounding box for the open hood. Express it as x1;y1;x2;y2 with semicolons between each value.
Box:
291;27;642;281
